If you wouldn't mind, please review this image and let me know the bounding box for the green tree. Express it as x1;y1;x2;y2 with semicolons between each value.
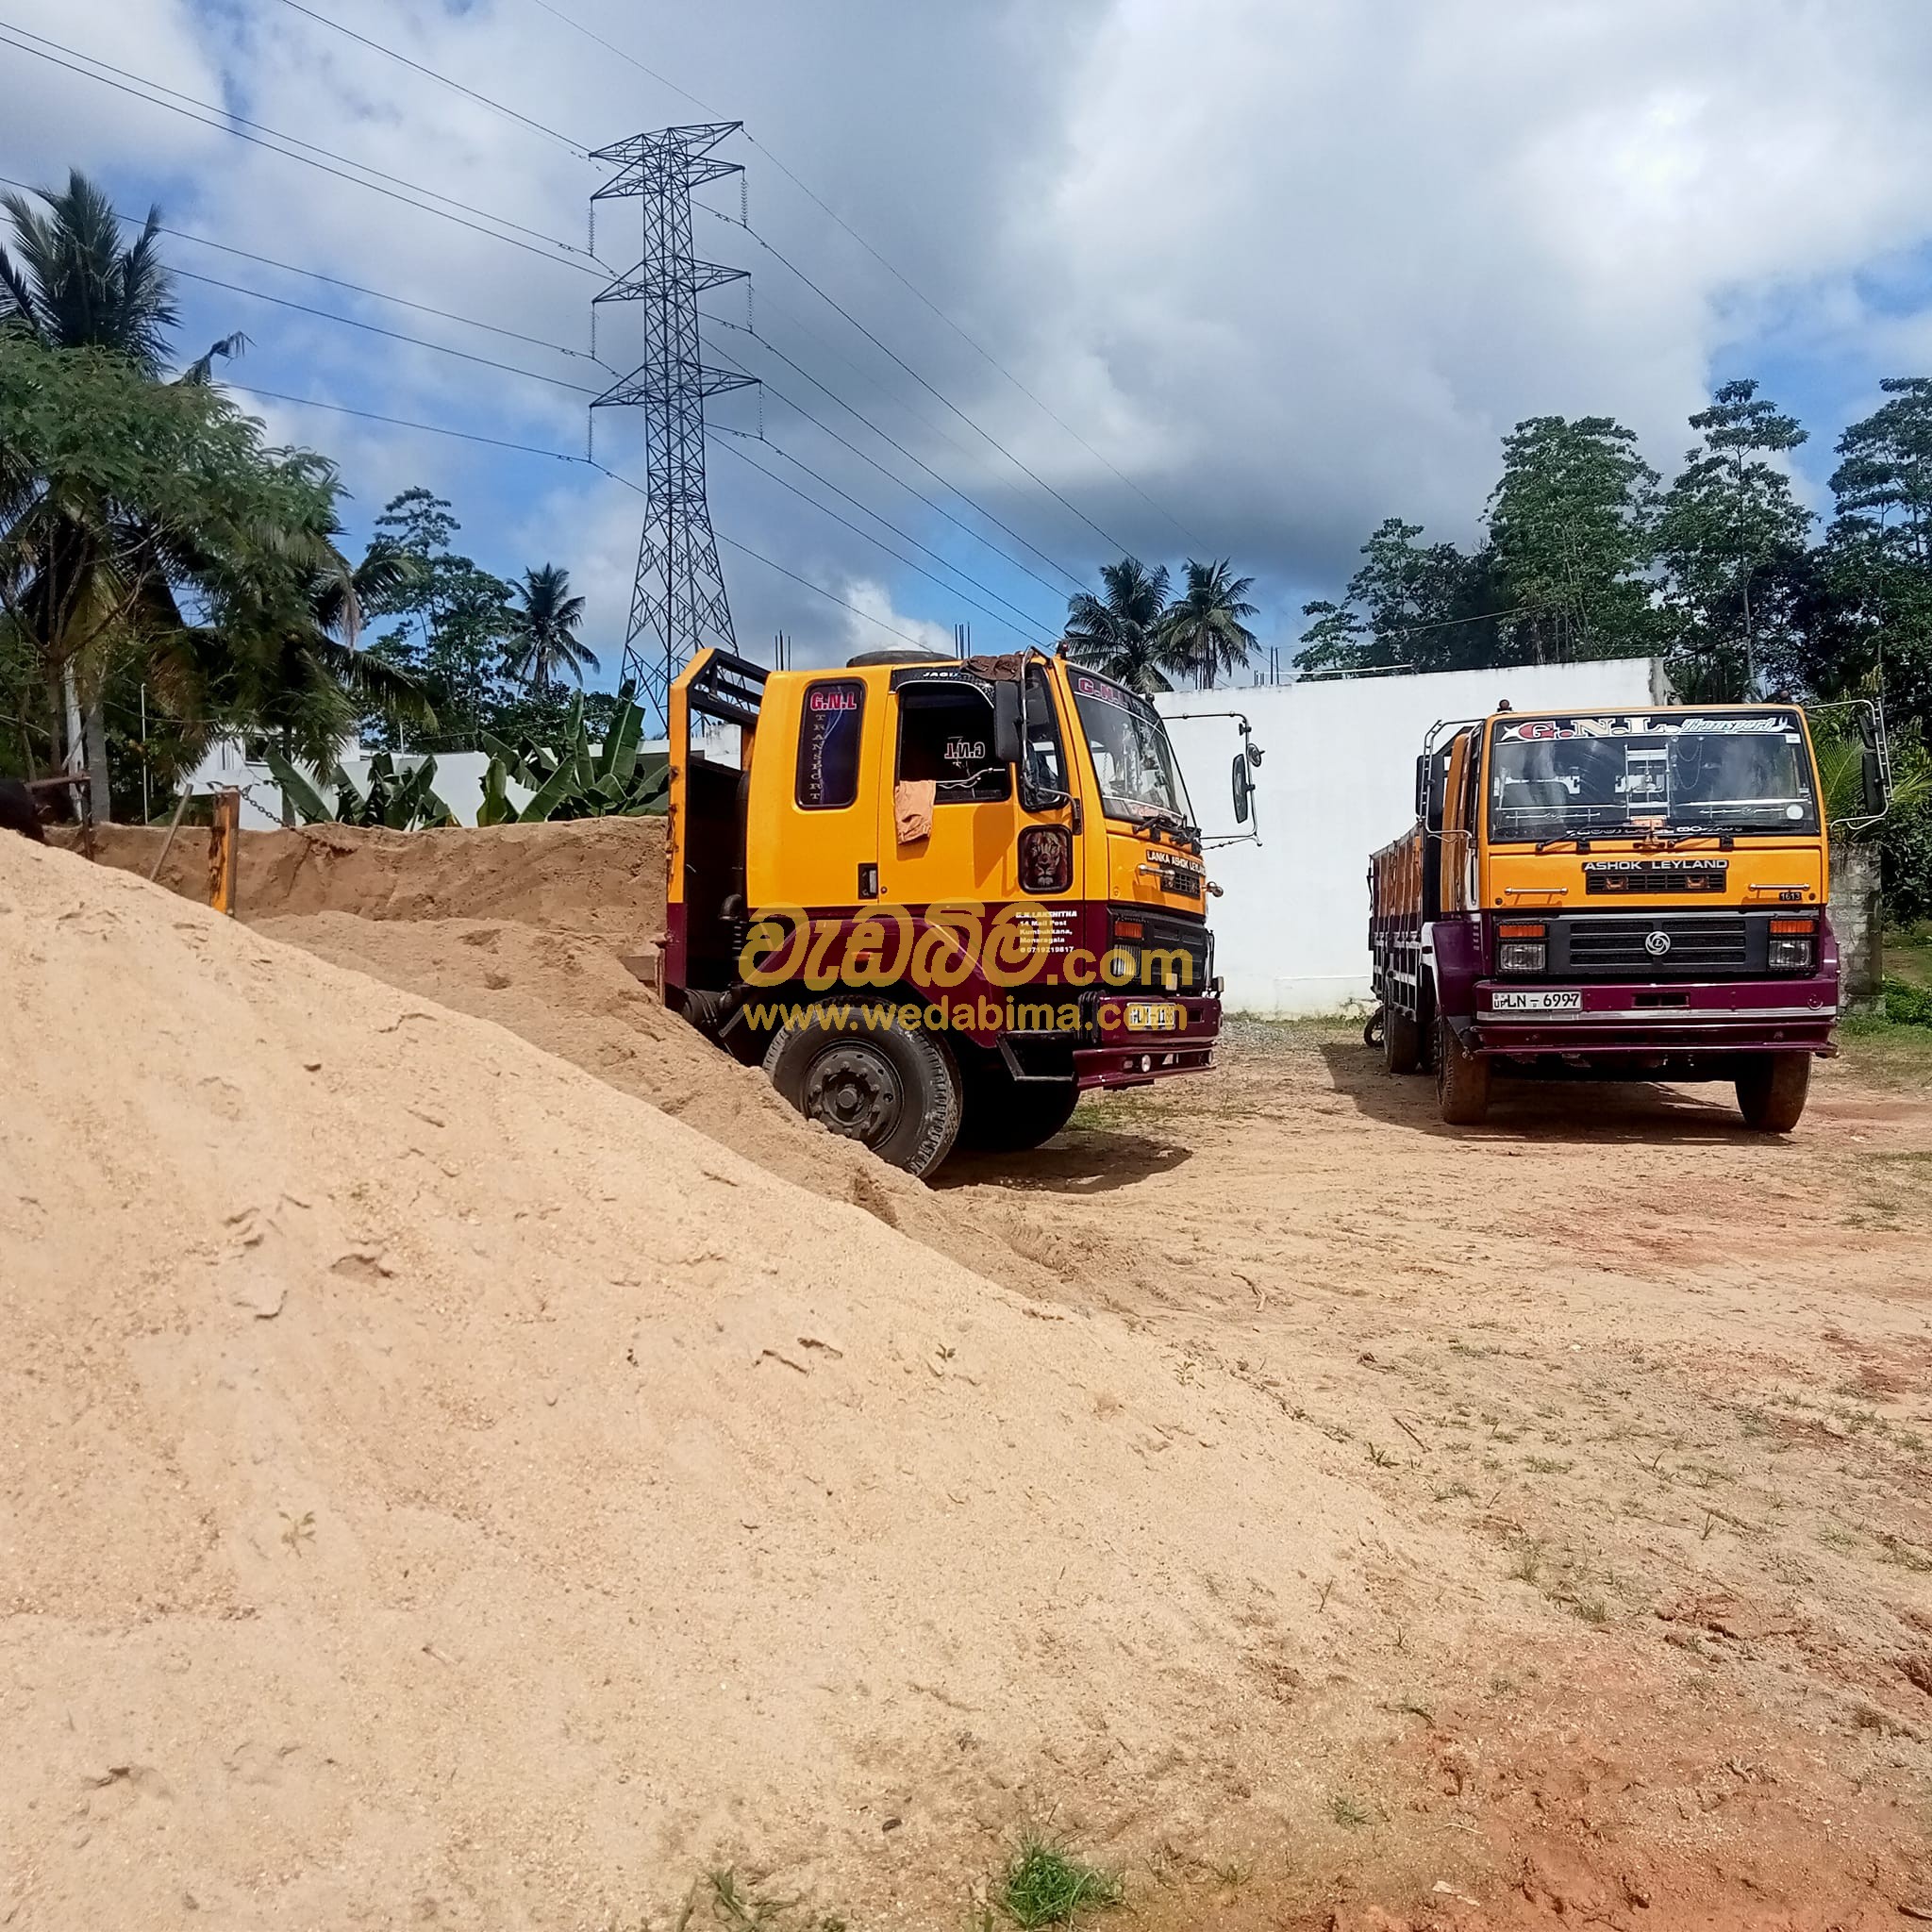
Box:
1158;558;1258;688
0;339;346;809
1486;415;1660;663
0;170;245;813
360;488;514;747
1062;557;1174;694
1296;518;1510;675
1793;378;1932;741
506;563;598;691
1655;380;1812;701
226;538;433;819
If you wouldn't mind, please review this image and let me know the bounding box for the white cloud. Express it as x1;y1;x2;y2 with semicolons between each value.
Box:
9;0;1932;658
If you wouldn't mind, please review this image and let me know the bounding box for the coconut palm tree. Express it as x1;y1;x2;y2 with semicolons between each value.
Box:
0;170;244;816
506;563;598;690
1062;557;1174;695
1158;558;1260;689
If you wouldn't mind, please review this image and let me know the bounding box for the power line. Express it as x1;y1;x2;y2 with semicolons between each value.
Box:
521;0;716;118
519;0;1204;550
709;429;1055;645
717;426;1058;640
271;0;589;158
171;265;601;396
229;386;586;460
705;209;1141;560
0;170;600;361
590;464;937;651
4;161;1058;642
221;392;972;653
727;165;1207;553
704;323;1084;597
0;22;602;276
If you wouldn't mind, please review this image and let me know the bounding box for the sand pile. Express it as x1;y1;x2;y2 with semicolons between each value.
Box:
255;910;1057;1293
0;838;1474;1929
78;818;1058;1287
76;816;666;944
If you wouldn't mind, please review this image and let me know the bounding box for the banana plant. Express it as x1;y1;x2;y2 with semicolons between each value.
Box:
475;689;669;824
264;744;457;830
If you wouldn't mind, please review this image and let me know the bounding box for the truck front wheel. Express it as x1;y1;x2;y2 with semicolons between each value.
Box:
956;1058;1081;1152
762;1009;962;1177
1435;1017;1491;1125
1735;1053;1811;1133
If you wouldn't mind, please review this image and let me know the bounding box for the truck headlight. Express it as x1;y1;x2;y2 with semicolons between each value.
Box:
1496;923;1547;974
1768;916;1816;972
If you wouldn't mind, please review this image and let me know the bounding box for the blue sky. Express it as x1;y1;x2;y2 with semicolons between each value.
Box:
7;0;1932;685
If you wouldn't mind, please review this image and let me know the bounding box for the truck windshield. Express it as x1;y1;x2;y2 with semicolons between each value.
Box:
1070;669;1194;829
1489;709;1820;841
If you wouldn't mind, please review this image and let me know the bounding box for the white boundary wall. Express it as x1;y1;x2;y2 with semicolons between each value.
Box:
1158;658;1669;1016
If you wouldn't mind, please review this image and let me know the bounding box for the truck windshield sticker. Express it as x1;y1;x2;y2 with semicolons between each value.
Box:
1499;714;1790;741
796;678;865;810
1489;708;1819;841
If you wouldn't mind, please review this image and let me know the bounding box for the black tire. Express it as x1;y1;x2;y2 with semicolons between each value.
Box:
1384;1002;1422;1076
956;1058;1081;1153
762;1007;962;1176
1435;1016;1491;1125
1736;1053;1811;1133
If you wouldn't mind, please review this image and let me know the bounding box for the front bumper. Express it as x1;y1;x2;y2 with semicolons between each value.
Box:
1471;974;1838;1057
1074;992;1220;1089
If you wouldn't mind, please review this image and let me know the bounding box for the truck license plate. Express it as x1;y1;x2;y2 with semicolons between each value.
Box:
1124;1002;1181;1032
1491;988;1582;1013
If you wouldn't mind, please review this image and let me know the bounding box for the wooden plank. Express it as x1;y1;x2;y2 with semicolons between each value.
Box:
208;789;241;915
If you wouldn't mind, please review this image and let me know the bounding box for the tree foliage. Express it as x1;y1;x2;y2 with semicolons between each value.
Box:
506;562;597;691
1157;558;1258;689
1656;380;1812;702
1062;557;1174;693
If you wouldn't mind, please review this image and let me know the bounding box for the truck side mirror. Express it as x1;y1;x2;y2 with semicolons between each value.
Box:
1862;746;1888;817
991;681;1024;767
1231;751;1253;825
1415;753;1427;820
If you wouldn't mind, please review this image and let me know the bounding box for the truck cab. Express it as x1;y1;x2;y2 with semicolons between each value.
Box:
1370;701;1885;1131
660;645;1230;1174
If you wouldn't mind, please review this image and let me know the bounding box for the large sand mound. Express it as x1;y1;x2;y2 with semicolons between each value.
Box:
77;816;666;944
254;909;1062;1294
0;838;1473;1929
78;818;1066;1290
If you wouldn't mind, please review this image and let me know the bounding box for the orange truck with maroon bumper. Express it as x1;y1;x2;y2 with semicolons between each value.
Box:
659;645;1245;1174
1368;701;1886;1132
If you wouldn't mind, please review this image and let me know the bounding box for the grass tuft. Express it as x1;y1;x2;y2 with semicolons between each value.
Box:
1327;1792;1374;1829
993;1838;1123;1928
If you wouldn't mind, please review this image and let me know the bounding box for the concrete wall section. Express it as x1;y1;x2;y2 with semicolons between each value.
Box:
1157;659;1669;1015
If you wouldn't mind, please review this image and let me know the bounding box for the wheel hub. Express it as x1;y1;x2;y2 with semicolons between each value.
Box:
803;1043;902;1144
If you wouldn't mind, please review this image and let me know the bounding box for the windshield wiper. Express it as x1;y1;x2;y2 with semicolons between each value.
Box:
1534;833;1592;853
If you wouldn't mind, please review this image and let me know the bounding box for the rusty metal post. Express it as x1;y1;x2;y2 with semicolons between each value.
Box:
208;788;241;915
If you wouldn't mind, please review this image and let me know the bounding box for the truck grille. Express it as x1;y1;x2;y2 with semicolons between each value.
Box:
1560;915;1748;974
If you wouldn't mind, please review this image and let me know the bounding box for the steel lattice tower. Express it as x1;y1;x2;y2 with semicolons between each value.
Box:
591;123;757;723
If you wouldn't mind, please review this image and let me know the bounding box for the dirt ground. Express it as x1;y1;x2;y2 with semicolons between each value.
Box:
37;824;1932;1927
943;1026;1932;1927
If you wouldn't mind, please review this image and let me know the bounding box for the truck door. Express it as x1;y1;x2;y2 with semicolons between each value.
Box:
874;671;1022;911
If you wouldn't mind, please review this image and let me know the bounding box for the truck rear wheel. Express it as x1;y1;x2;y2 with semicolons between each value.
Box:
1736;1053;1811;1133
956;1059;1081;1153
1384;1002;1422;1075
1435;1017;1491;1125
762;1008;962;1177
